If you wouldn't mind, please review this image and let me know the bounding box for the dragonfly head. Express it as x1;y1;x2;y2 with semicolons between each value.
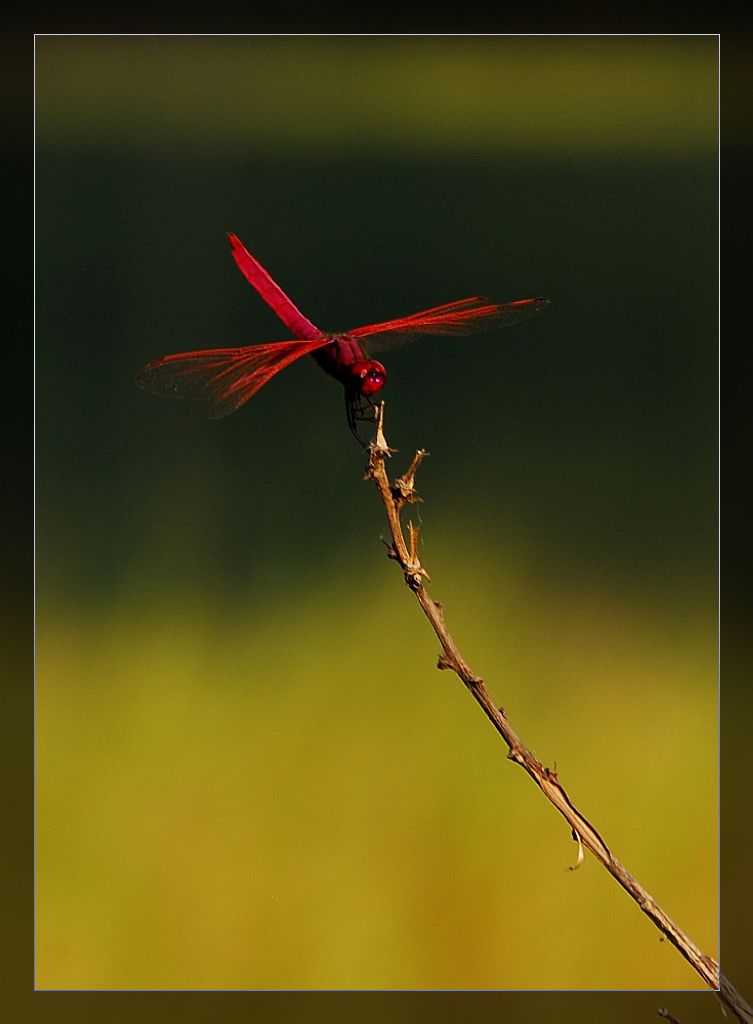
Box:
350;359;386;397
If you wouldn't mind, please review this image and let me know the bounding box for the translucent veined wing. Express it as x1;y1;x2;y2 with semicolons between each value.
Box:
347;296;550;353
136;337;332;419
370;296;492;322
227;233;323;342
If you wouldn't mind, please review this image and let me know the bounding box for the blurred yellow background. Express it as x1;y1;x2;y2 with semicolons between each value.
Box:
35;35;717;991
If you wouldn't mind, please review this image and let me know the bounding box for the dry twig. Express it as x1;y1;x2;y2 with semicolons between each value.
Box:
365;403;749;1023
658;1008;686;1024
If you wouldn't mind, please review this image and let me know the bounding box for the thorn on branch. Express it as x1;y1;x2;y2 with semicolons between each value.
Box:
567;828;585;871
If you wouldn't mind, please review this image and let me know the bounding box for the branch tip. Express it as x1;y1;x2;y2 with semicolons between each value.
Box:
394;449;429;502
368;400;395;458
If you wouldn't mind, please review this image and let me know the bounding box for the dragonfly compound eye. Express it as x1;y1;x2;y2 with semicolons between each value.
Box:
353;360;386;397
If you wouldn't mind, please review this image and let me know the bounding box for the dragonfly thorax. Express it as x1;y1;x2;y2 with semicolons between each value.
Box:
312;335;387;397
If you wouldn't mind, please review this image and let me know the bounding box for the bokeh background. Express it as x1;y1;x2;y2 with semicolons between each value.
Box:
35;36;718;994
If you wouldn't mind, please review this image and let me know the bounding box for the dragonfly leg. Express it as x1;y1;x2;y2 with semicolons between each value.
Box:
345;392;378;447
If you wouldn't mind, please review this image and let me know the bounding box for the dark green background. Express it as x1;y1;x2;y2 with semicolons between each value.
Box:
37;150;716;601
34;35;722;1006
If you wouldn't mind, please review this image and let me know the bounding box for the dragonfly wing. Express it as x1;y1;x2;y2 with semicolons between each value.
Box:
348;296;550;353
137;338;331;418
227;234;323;342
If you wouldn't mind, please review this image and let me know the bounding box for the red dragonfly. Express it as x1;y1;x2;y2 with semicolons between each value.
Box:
137;234;550;443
